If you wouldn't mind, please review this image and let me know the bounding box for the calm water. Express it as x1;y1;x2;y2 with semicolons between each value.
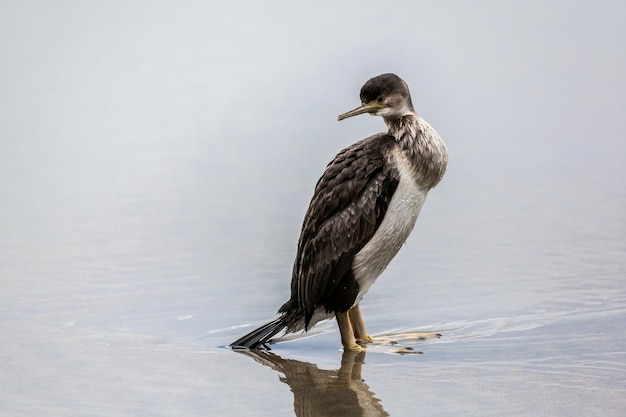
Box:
1;1;625;416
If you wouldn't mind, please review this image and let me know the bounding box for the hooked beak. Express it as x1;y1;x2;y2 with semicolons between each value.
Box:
337;101;383;121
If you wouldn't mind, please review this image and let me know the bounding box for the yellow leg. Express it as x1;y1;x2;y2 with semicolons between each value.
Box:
348;304;374;344
336;311;362;351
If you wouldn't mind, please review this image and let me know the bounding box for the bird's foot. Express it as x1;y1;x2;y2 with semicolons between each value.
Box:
356;334;375;345
343;341;365;352
373;332;441;345
361;332;440;355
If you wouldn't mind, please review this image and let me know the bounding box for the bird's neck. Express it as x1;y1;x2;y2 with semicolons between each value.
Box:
386;113;448;189
385;113;419;142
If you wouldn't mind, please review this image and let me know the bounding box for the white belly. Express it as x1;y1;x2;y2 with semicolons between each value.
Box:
351;152;428;303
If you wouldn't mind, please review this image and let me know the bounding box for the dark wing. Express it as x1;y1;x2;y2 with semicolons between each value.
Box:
287;134;400;326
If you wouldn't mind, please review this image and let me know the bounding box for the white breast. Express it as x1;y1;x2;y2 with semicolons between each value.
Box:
351;150;428;303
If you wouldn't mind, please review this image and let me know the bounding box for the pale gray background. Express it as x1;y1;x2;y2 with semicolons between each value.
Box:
1;1;625;416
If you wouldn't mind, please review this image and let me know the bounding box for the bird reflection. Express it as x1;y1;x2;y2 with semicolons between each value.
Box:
238;349;389;417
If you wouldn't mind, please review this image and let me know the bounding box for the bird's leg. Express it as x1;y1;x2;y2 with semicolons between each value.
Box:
348;304;374;344
336;311;363;351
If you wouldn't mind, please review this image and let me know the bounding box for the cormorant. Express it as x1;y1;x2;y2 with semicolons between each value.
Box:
231;73;448;351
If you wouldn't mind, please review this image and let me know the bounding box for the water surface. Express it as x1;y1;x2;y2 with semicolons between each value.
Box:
1;1;625;416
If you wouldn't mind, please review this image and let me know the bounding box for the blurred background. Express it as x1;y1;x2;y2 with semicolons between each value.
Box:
1;1;624;416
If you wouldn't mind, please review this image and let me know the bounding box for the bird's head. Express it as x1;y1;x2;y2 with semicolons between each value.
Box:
337;73;415;122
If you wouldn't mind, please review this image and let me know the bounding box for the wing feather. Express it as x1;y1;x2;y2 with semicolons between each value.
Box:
287;134;400;325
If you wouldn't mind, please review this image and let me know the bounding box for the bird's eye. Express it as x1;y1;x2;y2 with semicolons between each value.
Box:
377;96;384;103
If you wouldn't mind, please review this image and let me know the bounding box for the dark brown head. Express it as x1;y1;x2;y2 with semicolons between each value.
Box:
338;73;415;122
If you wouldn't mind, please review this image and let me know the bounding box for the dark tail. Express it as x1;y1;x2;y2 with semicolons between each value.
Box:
230;318;286;349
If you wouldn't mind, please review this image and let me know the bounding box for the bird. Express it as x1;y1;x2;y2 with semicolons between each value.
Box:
230;73;448;351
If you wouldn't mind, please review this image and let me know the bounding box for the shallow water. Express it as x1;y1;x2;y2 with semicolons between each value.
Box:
1;1;625;416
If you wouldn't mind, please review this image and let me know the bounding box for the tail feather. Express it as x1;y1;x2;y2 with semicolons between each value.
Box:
230;318;286;349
